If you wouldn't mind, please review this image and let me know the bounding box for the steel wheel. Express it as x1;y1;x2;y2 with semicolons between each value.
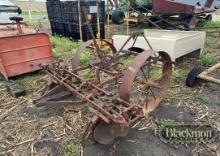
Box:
119;50;172;116
72;39;117;70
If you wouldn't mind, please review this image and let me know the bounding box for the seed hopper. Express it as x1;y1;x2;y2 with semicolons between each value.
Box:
0;17;54;80
34;32;172;144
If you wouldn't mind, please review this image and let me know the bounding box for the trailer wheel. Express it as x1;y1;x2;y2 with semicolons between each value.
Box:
205;14;212;21
128;47;145;53
186;67;204;87
112;10;125;24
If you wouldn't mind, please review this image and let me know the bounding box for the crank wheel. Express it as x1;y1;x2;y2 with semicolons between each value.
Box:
119;50;172;116
72;39;117;70
93;121;129;145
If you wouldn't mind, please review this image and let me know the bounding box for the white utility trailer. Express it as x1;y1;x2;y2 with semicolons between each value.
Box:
112;29;206;62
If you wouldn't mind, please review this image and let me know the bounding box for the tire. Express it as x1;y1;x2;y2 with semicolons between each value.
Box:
186;67;204;87
128;47;145;53
112;10;125;24
205;14;212;21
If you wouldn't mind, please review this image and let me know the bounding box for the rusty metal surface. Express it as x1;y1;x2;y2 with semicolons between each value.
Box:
35;32;173;145
0;25;36;38
119;50;155;102
153;0;215;15
153;0;195;14
0;33;54;80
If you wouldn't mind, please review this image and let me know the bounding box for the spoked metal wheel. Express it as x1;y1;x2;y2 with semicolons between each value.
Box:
72;39;117;70
89;50;172;145
119;50;172;116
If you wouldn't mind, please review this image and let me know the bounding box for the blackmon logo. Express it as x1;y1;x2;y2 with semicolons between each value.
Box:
158;125;218;144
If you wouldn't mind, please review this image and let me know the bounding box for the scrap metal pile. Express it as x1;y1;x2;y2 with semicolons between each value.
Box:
34;33;172;145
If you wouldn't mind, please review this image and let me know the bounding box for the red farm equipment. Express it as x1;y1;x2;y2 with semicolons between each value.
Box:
0;17;54;80
111;0;218;29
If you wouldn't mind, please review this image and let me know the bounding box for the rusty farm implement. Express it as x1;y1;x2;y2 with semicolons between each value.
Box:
34;32;173;144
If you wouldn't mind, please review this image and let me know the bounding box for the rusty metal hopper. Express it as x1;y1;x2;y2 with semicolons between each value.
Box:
0;33;54;80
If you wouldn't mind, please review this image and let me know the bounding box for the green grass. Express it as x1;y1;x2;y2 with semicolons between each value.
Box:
79;52;91;65
164;89;182;104
79;104;93;117
14;72;47;93
63;143;80;156
22;10;47;16
196;20;220;29
155;119;183;128
50;36;81;60
198;53;215;66
0;81;5;90
51;36;100;65
121;56;133;67
204;36;213;47
80;71;96;79
170;69;187;84
150;68;186;85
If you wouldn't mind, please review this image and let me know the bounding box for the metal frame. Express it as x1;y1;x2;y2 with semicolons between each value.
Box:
35;32;172;144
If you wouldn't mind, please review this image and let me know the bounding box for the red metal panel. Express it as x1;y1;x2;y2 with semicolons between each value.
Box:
0;57;7;80
153;0;195;14
5;58;53;77
0;33;54;79
205;0;214;7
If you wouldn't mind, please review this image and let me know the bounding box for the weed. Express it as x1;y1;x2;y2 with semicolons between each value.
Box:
205;21;220;27
155;119;183;128
63;143;80;156
0;81;4;90
151;68;162;80
50;36;82;63
80;71;96;79
197;21;220;29
22;10;47;16
15;72;46;93
198;53;215;66
79;52;90;65
164;89;182;104
205;36;213;47
171;69;187;84
79;104;93;117
121;56;133;67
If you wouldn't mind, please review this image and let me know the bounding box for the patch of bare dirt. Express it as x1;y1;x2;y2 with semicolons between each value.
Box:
0;83;88;155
